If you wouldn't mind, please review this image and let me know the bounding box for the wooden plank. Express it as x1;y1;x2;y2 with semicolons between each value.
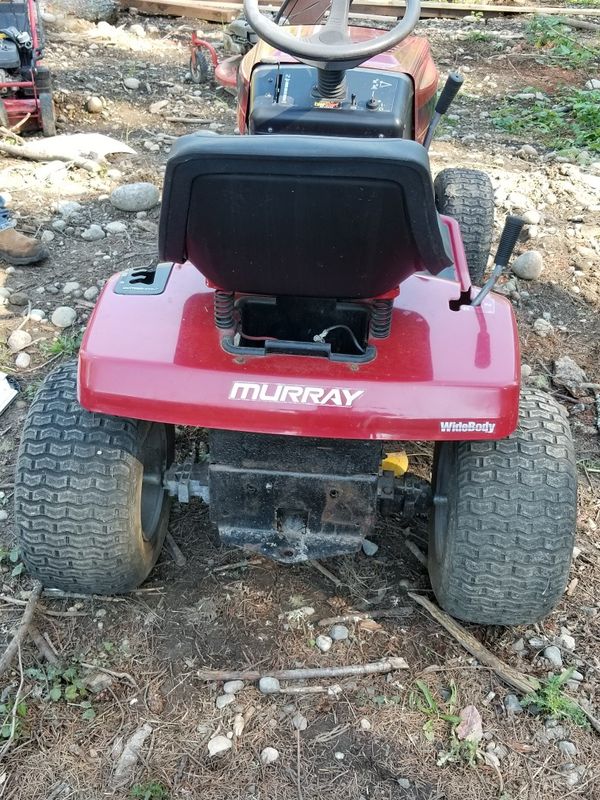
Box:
124;0;600;21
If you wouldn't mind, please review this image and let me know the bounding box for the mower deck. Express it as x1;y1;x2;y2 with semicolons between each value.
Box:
79;266;519;442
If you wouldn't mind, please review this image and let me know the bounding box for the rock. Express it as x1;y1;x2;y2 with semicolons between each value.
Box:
362;539;378;556
86;96;103;113
215;694;235;710
533;318;554;337
360;718;371;731
521;209;541;225
129;23;146;37
0;288;9;299
504;694;523;715
528;636;546;649
558;630;576;651
63;281;80;295
52;219;67;232
563;767;585;787
104;221;128;234
55;200;82;217
123;77;140;90
110;183;160;213
15;352;31;369
208;735;232;757
41;230;55;244
558;740;577;758
334;751;345;761
7;330;32;353
570;670;584;682
30;309;46;322
544;646;563;668
51;306;77;328
81;224;105;242
260;747;279;765
585;79;600;90
553;357;587;394
258;677;280;695
0;510;7;521
315;634;333;653
507;191;532;211
223;680;244;695
329;625;349;642
84;671;114;693
233;714;245;737
84;287;99;301
149;100;169;115
521;365;532;381
397;779;410;790
144;140;160;152
517;145;538;159
292;712;308;731
512;251;543;280
111;723;152;788
9;292;29;306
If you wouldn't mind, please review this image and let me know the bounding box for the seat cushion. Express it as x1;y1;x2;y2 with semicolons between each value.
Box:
159;134;453;298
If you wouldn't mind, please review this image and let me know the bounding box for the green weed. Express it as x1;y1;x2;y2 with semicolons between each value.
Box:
409;680;460;742
526;16;598;68
25;665;95;719
42;331;82;358
130;782;169;800
0;698;28;740
492;88;600;153
522;670;589;727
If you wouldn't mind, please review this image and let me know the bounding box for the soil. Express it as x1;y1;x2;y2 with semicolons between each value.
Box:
1;5;600;800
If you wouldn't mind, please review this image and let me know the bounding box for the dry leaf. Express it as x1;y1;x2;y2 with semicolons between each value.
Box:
507;740;536;754
358;619;383;633
456;705;483;743
146;683;165;714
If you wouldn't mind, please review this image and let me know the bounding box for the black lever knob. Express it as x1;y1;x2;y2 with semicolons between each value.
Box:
435;72;464;115
494;215;526;269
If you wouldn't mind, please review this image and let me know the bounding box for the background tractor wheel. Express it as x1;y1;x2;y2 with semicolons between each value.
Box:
14;362;174;594
39;92;57;137
0;100;9;129
434;167;495;285
428;389;577;625
190;48;211;84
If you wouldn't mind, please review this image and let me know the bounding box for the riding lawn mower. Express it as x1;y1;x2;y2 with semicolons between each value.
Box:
14;0;577;625
0;0;56;134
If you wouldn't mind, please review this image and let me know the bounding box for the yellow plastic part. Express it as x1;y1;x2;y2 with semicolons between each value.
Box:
381;451;409;477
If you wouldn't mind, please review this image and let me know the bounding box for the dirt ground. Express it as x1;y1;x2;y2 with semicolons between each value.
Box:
1;4;600;800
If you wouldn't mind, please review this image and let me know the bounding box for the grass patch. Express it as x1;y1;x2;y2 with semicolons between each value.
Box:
130;782;169;800
41;331;83;358
527;16;599;68
522;671;589;728
492;88;600;153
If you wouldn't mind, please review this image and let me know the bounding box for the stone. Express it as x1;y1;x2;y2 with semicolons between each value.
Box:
544;646;563;668
86;96;103;113
521;364;532;381
104;221;128;235
51;306;77;328
521;209;541;225
0;510;7;521
504;694;523;715
223;680;244;695
129;23;146;37
15;352;31;369
41;230;55;244
81;224;105;242
329;625;349;642
511;251;543;280
533;318;554;337
84;671;114;693
144;140;160;152
292;712;308;731
585;79;600;90
123;77;140;90
215;694;235;710
63;281;80;295
507;191;532;210
260;747;279;765
110;183;160;213
517;145;538;158
84;287;99;301
558;630;576;651
362;539;378;556
315;634;333;653
0;288;10;299
52;219;67;232
208;735;232;757
258;677;280;695
55;200;82;217
558;740;577;758
553;357;587;394
397;779;410;790
9;292;29;306
7;330;32;353
149;100;169;115
360;718;371;731
29;309;46;322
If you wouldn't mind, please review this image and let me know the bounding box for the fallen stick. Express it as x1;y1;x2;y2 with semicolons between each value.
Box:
42;588;127;602
557;16;600;32
0;581;43;678
310;560;342;587
317;608;413;626
408;592;538;695
0;141;100;172
197;657;408;683
80;662;139;689
28;624;61;666
0;594;88;618
165;533;186;567
404;539;428;568
166;117;212;124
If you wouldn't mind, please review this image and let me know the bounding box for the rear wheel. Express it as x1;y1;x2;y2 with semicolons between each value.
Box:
190;48;211;84
434;167;495;285
429;389;577;625
14;362;174;594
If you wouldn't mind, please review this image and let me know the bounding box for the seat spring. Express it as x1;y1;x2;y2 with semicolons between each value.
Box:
214;290;235;329
370;299;393;339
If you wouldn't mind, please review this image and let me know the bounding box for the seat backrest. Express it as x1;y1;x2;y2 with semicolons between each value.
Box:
159;134;452;299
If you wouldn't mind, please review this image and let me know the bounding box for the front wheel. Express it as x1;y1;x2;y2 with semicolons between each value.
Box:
14;362;174;594
429;390;577;625
39;92;57;137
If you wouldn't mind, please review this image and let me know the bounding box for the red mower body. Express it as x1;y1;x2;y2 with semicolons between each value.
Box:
79;214;520;441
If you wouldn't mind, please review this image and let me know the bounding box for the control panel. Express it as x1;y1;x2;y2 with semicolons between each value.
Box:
249;64;414;139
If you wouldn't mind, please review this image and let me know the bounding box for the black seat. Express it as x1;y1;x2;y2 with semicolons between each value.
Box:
159;134;453;299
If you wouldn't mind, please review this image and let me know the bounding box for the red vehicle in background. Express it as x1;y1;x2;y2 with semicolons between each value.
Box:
0;0;56;135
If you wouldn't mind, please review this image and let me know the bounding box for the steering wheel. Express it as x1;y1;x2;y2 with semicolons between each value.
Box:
243;0;422;70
